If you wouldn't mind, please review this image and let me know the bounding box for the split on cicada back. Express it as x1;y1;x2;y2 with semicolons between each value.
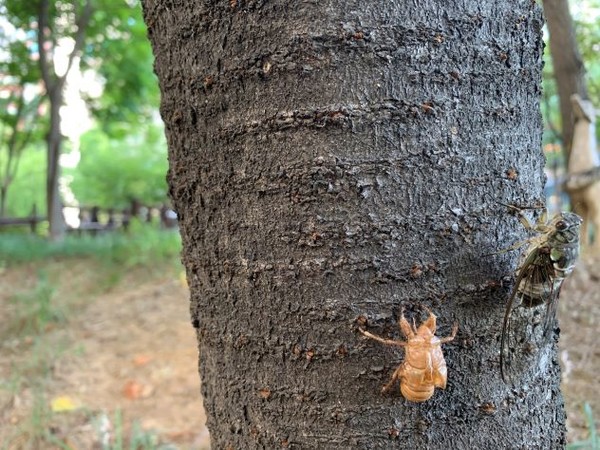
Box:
499;206;582;384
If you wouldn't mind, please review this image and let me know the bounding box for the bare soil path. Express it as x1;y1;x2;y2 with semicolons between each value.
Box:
0;262;209;449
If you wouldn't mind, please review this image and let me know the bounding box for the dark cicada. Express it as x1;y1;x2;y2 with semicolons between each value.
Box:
500;209;582;383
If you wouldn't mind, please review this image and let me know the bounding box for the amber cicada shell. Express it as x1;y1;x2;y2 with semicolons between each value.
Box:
359;309;458;402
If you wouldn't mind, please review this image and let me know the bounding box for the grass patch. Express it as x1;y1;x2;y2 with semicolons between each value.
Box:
0;221;181;268
1;337;71;450
0;226;186;449
6;271;65;337
568;403;599;450
96;410;177;450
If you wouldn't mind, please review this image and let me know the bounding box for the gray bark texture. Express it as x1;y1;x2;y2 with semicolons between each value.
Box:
143;1;566;448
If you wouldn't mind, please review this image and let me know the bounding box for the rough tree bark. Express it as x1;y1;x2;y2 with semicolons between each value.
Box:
542;0;589;159
144;1;566;448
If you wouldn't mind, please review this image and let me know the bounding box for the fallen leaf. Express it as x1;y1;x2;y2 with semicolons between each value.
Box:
123;380;143;399
132;354;152;367
123;380;154;399
51;395;78;412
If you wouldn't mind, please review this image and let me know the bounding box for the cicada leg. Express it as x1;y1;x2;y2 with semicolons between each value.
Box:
381;364;404;394
358;328;407;348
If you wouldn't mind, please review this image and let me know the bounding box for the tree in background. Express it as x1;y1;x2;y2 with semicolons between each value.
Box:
543;0;600;250
543;0;590;158
1;147;46;218
81;4;159;136
541;1;600;155
0;0;160;237
68;124;168;210
38;0;92;239
144;0;566;447
573;2;600;102
0;83;43;219
0;10;45;217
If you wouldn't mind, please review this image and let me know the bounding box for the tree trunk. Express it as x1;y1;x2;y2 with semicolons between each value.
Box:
143;1;566;448
46;92;66;239
0;187;7;218
542;0;589;159
37;0;91;240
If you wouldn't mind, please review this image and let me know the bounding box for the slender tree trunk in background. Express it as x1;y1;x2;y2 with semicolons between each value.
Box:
38;0;65;240
144;1;566;448
46;93;65;239
0;97;21;218
37;0;91;240
0;90;38;218
0;187;7;218
542;0;589;160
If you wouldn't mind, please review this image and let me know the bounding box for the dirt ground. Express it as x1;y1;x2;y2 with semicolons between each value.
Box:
0;256;597;448
0;263;210;449
60;276;211;448
559;254;600;443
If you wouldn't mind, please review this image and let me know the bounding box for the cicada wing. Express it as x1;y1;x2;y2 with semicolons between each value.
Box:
500;306;516;384
500;248;552;384
532;278;563;376
541;281;561;342
500;265;530;384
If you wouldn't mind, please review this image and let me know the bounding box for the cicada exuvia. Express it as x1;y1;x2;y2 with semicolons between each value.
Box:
358;307;458;402
499;206;582;383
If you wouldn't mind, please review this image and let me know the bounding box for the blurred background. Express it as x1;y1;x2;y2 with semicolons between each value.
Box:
0;0;598;449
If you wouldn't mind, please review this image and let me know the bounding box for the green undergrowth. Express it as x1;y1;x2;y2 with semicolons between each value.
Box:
1;336;72;450
6;271;65;337
0;221;181;269
0;225;184;449
96;410;177;450
568;403;599;450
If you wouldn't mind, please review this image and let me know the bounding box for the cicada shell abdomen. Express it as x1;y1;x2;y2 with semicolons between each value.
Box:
400;335;448;402
359;309;457;402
